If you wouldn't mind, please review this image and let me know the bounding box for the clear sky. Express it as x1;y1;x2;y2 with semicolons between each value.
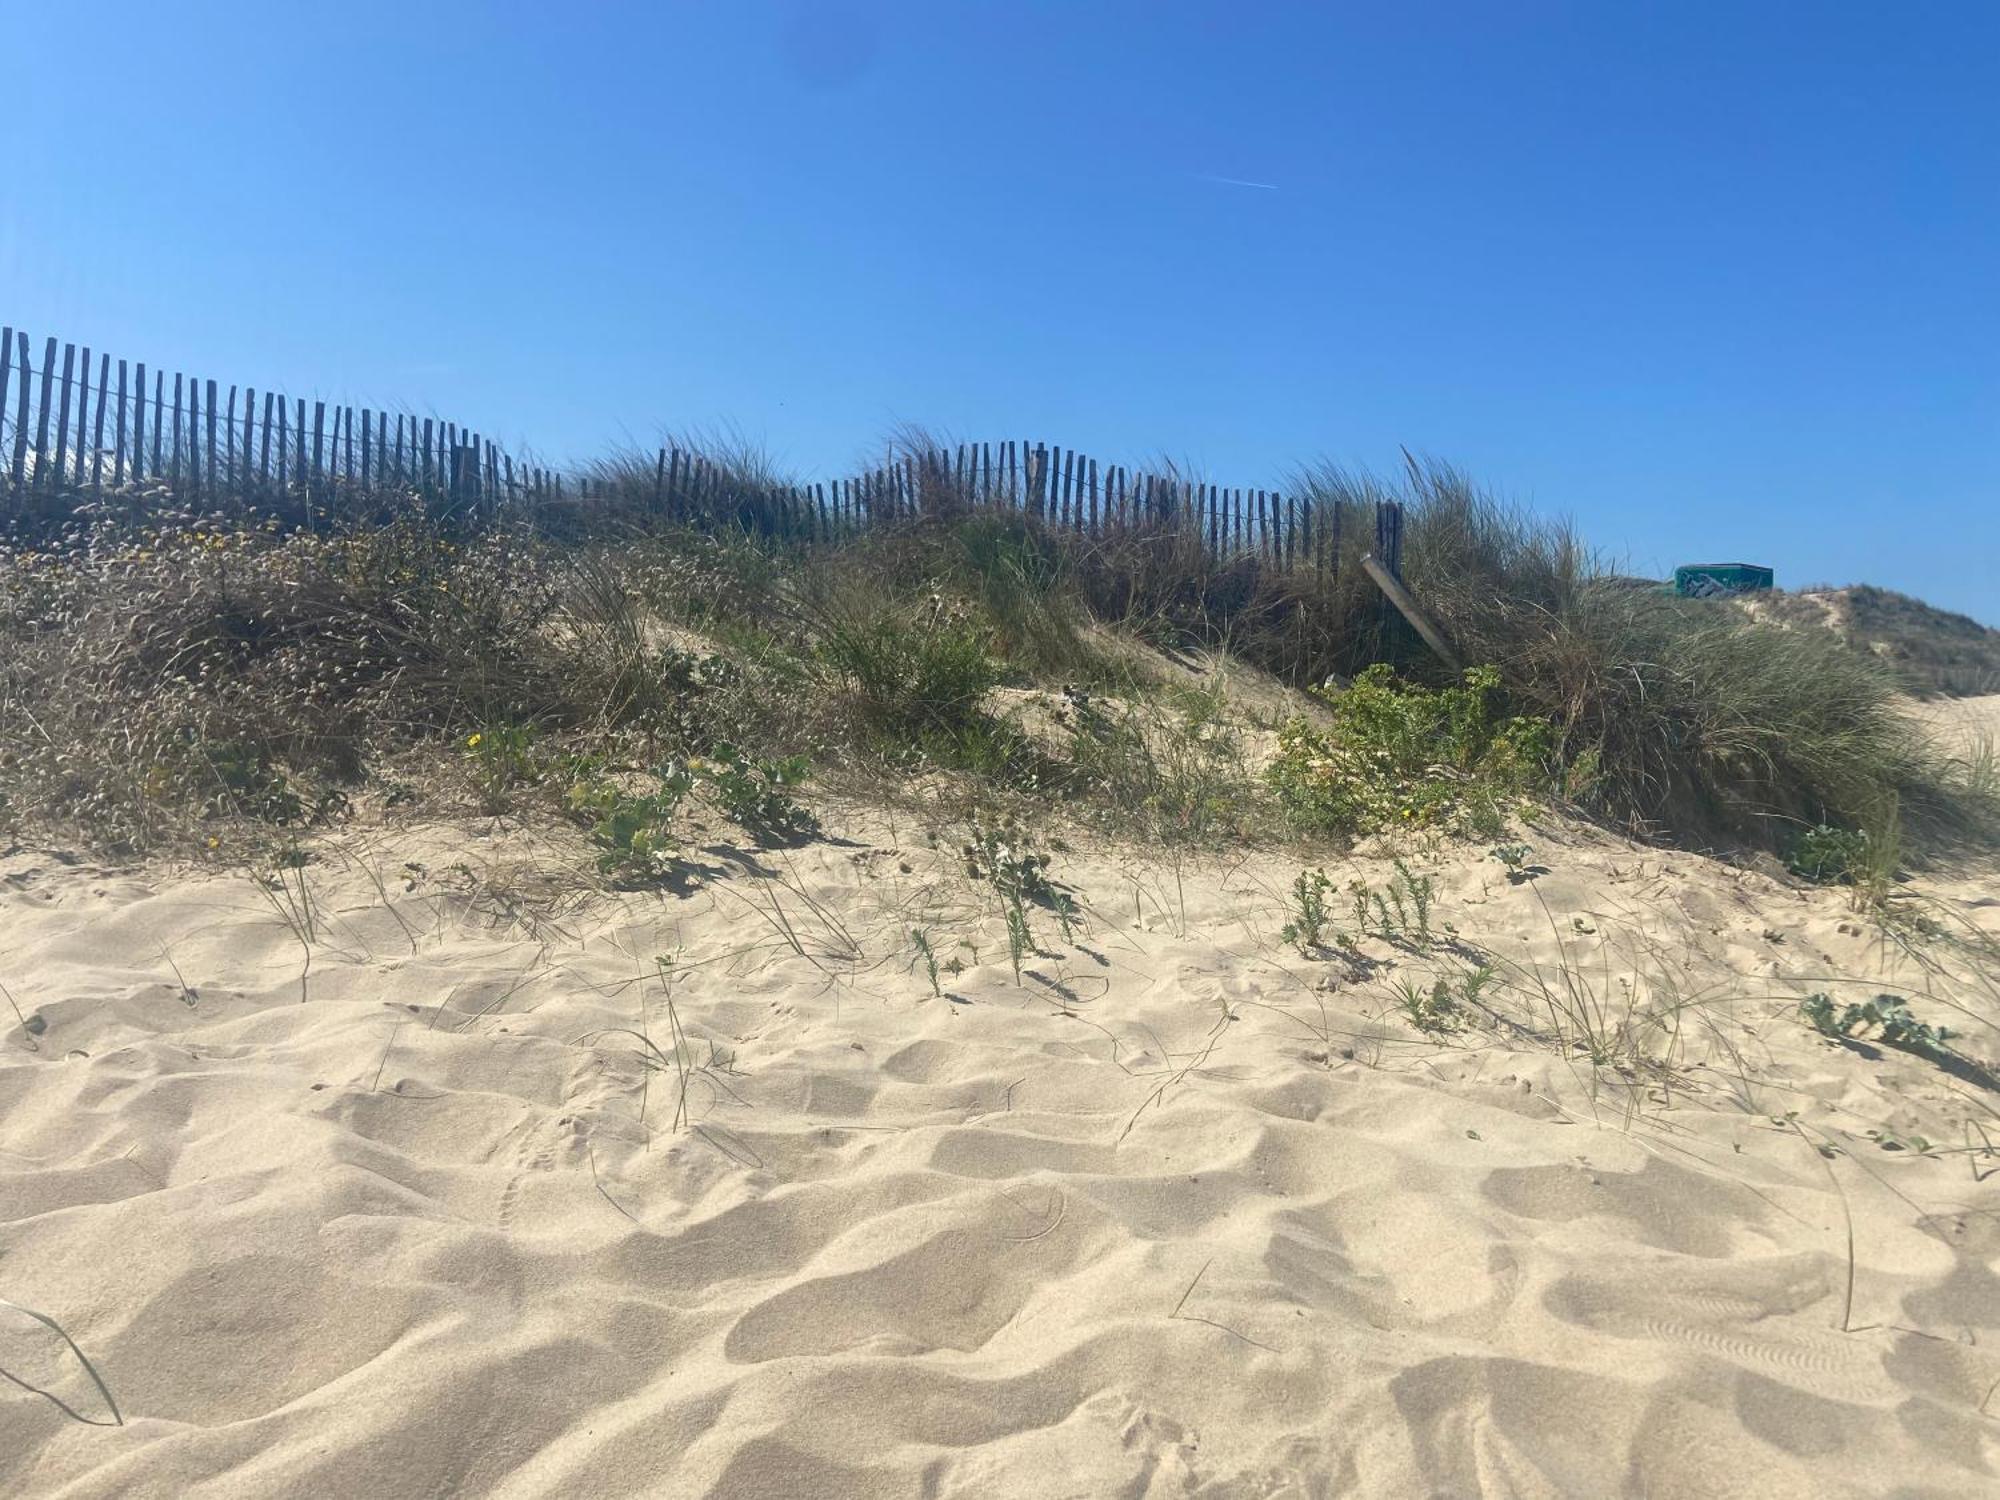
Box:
4;2;1994;620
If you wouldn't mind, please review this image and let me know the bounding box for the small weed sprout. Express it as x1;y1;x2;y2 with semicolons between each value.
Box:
911;927;944;999
1490;842;1537;883
1005;902;1031;985
1281;869;1334;955
463;723;539;813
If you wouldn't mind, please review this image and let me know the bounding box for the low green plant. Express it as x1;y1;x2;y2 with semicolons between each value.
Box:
1801;992;1953;1057
1787;824;1870;885
1350;861;1437;945
699;745;818;842
1395;976;1467;1036
568;763;698;880
200;741;309;825
1281;869;1334;955
1269;664;1552;835
1490;842;1535;881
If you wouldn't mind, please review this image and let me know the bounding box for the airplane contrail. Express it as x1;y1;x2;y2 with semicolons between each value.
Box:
1196;173;1279;191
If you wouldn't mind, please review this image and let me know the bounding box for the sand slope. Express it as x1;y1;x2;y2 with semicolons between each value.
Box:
3;813;1998;1497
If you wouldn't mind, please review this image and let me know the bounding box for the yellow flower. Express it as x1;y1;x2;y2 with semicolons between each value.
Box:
687;758;706;772
466;733;483;749
206;835;221;849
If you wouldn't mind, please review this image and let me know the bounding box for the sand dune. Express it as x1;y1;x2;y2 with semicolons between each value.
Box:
4;813;1998;1496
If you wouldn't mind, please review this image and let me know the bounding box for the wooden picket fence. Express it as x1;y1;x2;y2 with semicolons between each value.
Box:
0;322;1405;577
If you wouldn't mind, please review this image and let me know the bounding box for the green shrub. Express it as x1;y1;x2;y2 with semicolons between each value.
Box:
699;745;818;842
1268;664;1550;834
819;604;1000;737
1787;824;1870;884
567;763;697;880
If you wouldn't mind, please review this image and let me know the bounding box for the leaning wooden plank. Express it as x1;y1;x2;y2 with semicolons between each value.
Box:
1361;553;1461;670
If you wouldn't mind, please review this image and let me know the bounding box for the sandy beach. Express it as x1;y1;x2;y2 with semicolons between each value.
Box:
5;795;1997;1497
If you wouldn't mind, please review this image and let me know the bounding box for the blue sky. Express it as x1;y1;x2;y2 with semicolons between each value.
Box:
4;1;1994;620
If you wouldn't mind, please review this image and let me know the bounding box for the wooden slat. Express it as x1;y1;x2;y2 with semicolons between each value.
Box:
238;387;252;488
113;358;128;488
168;372;183;487
190;378;205;499
129;361;145;482
421;417;433;488
205;378;219;498
31;337;58;489
150;370;164;475
92;353;109;493
74;346;92;490
0;325;11;496
188;376;204;499
260;391;274;486
51;342;78;492
311;400;325;488
7;332;29;492
360;407;372;488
